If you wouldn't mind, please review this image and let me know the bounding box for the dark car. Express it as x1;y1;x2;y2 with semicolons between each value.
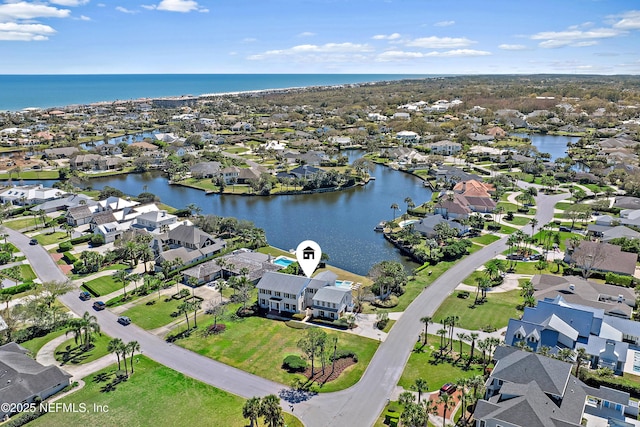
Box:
440;383;456;395
29;238;38;245
93;301;106;311
529;254;543;260
79;291;91;301
117;316;131;325
559;226;571;232
506;253;524;260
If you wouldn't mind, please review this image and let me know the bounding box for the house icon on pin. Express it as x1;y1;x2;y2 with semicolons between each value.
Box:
302;246;315;260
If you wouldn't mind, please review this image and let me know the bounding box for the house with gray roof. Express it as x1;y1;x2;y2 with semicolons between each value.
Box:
256;271;351;316
312;286;353;320
0;342;71;419
66;205;93;226
475;347;635;427
181;250;280;286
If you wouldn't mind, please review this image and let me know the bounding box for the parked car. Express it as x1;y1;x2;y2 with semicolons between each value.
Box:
79;291;91;301
506;253;524;260
440;383;456;395
29;238;38;245
92;301;106;311
559;226;571;232
529;254;543;260
117;316;131;325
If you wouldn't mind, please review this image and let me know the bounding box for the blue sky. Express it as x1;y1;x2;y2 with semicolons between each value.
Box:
0;0;639;74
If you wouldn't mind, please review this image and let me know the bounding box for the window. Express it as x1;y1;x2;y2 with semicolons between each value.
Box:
332;303;336;309
275;291;281;297
260;299;265;305
285;303;290;310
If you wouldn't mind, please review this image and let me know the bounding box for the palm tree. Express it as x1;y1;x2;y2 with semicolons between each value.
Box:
114;270;130;299
456;377;470;422
404;196;415;214
66;311;100;351
108;338;124;370
438;393;454;427
469;332;479;362
390;203;399;221
437;328;447;354
178;301;191;331
260;394;284;427
0;293;12;311
243;397;262;427
191;298;202;328
575;347;587;378
411;378;429;403
420;316;432;345
474;277;490;305
457;332;468;357
127;340;141;374
530;217;539;238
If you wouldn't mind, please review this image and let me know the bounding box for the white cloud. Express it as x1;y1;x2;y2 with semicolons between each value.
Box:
531;27;621;48
298;31;316;37
405;36;475;48
116;6;138;14
156;0;206;13
248;42;373;61
372;33;401;40
0;2;70;20
612;10;640;30
434;20;455;27
376;48;490;61
141;5;156;10
498;44;527;50
242;37;257;43
425;49;491;57
0;22;56;41
48;0;89;6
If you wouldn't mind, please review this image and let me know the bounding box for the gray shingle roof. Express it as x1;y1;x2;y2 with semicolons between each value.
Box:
313;286;350;306
257;271;327;295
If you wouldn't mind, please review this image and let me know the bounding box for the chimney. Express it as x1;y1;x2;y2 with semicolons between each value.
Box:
618;294;624;303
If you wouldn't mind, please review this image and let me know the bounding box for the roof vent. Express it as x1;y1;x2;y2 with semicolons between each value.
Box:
618;294;624;303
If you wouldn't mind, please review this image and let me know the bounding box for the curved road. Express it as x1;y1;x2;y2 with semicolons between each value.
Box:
7;186;569;427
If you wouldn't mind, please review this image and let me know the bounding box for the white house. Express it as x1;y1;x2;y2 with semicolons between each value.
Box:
312;286;353;319
396;130;420;144
0;185;62;206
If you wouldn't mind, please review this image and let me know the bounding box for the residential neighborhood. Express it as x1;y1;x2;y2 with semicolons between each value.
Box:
1;75;640;427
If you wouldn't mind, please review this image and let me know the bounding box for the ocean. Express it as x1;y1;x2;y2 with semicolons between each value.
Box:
0;74;434;112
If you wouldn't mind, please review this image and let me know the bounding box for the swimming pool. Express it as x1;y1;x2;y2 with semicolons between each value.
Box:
634;352;640;373
335;280;354;290
273;256;295;268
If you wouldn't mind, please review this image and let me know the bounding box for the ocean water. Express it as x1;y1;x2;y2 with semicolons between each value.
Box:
0;74;433;112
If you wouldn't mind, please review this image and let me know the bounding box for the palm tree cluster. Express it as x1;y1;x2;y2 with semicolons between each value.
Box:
107;338;141;376
66;311;101;351
242;394;284;427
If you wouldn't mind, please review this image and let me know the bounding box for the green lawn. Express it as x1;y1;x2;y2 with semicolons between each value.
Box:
82;275;123;297
224;147;249;154
121;295;186;330
3;217;39;230
554;202;573;211
511;260;557;275
398;336;486;391
0;170;59;180
177;315;379;393
471;234;501;246
432;289;522;331
17;328;67;357
34;231;68;246
505;216;531;226
55;333;112;365
19;264;37;280
29;356;302;427
497;224;517;234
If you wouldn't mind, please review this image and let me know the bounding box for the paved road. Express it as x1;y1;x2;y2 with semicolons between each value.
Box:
5;188;570;427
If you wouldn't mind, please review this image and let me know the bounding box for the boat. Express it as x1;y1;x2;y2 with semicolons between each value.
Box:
374;221;385;231
369;176;376;180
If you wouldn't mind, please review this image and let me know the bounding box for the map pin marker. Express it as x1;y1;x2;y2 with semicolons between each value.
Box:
295;240;322;278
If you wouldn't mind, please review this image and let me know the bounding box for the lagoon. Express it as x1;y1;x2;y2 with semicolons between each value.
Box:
513;132;582;161
71;151;427;275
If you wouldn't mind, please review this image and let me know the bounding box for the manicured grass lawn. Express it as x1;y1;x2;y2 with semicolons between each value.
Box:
258;245;291;258
0;170;59;180
177;315;379;393
82;275;123;297
314;265;372;286
3;217;39;230
18;328;67;356
531;230;582;251
398;336;486;391
55;333;112;365
471;234;501;246
432;289;522;331
554;202;573;211
511;260;556;275
29;356;302;427
19;264;37;281
461;270;487;286
497;224;517;234
505;216;531;226
224;147;249;154
178;177;218;192
122;295;187;330
496;201;518;212
34;231;68;245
